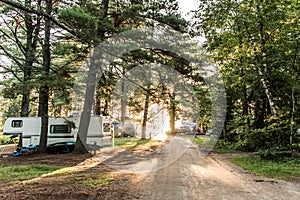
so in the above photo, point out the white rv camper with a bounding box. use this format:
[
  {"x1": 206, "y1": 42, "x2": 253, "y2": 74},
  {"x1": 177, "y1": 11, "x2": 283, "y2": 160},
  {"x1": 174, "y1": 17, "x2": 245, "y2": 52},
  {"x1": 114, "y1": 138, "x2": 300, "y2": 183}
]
[
  {"x1": 70, "y1": 115, "x2": 112, "y2": 147},
  {"x1": 3, "y1": 116, "x2": 112, "y2": 148}
]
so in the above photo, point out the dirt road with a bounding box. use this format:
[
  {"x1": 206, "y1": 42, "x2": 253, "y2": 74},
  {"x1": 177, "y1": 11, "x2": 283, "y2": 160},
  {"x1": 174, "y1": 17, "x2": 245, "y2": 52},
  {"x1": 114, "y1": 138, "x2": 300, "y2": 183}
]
[
  {"x1": 132, "y1": 137, "x2": 300, "y2": 200},
  {"x1": 1, "y1": 137, "x2": 299, "y2": 200}
]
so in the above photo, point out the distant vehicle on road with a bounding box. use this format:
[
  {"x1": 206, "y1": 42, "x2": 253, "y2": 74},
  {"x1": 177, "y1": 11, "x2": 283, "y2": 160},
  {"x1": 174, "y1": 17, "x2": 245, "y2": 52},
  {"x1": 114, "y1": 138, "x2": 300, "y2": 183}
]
[
  {"x1": 175, "y1": 125, "x2": 190, "y2": 134},
  {"x1": 113, "y1": 122, "x2": 122, "y2": 137},
  {"x1": 176, "y1": 122, "x2": 198, "y2": 135},
  {"x1": 183, "y1": 122, "x2": 198, "y2": 134},
  {"x1": 122, "y1": 123, "x2": 135, "y2": 137},
  {"x1": 112, "y1": 122, "x2": 135, "y2": 137}
]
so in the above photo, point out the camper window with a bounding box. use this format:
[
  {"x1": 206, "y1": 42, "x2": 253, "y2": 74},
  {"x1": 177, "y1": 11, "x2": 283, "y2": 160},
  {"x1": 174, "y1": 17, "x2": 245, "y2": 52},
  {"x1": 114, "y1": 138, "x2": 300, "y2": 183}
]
[
  {"x1": 12, "y1": 120, "x2": 23, "y2": 128},
  {"x1": 103, "y1": 123, "x2": 111, "y2": 132},
  {"x1": 50, "y1": 125, "x2": 71, "y2": 134}
]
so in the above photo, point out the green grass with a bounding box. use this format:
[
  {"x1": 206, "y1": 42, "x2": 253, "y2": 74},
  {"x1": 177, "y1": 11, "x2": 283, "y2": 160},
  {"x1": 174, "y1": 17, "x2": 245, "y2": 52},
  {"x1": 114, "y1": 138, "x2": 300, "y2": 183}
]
[
  {"x1": 192, "y1": 137, "x2": 204, "y2": 145},
  {"x1": 230, "y1": 156, "x2": 300, "y2": 180},
  {"x1": 0, "y1": 165, "x2": 62, "y2": 183},
  {"x1": 81, "y1": 173, "x2": 115, "y2": 188},
  {"x1": 114, "y1": 137, "x2": 159, "y2": 148},
  {"x1": 214, "y1": 148, "x2": 241, "y2": 153}
]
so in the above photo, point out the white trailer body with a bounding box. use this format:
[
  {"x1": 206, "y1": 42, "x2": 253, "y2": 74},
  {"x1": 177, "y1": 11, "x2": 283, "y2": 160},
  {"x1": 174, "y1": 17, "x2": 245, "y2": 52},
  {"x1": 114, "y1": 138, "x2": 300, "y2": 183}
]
[
  {"x1": 3, "y1": 117, "x2": 76, "y2": 147},
  {"x1": 70, "y1": 116, "x2": 112, "y2": 147},
  {"x1": 3, "y1": 116, "x2": 112, "y2": 148},
  {"x1": 2, "y1": 117, "x2": 25, "y2": 136}
]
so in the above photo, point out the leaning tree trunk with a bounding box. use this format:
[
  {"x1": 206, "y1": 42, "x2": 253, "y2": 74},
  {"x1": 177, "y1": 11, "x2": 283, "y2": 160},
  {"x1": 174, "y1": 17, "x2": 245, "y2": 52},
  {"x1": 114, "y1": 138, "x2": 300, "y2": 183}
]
[
  {"x1": 74, "y1": 0, "x2": 109, "y2": 153},
  {"x1": 73, "y1": 57, "x2": 97, "y2": 153}
]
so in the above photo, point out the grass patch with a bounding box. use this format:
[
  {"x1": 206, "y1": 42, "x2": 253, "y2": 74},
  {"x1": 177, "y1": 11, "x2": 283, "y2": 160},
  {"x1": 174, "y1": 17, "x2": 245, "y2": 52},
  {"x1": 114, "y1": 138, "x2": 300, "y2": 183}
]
[
  {"x1": 44, "y1": 166, "x2": 82, "y2": 177},
  {"x1": 230, "y1": 156, "x2": 300, "y2": 180},
  {"x1": 192, "y1": 137, "x2": 204, "y2": 145},
  {"x1": 213, "y1": 139, "x2": 242, "y2": 153},
  {"x1": 214, "y1": 148, "x2": 241, "y2": 153},
  {"x1": 0, "y1": 165, "x2": 62, "y2": 183},
  {"x1": 114, "y1": 137, "x2": 159, "y2": 148},
  {"x1": 81, "y1": 173, "x2": 115, "y2": 188}
]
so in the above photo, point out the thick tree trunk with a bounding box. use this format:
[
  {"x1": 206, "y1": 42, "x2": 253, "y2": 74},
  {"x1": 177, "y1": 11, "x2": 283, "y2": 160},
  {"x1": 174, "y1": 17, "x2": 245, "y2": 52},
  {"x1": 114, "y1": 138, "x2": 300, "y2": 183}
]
[
  {"x1": 21, "y1": 92, "x2": 30, "y2": 117},
  {"x1": 74, "y1": 131, "x2": 88, "y2": 154},
  {"x1": 74, "y1": 0, "x2": 109, "y2": 153},
  {"x1": 75, "y1": 51, "x2": 98, "y2": 152},
  {"x1": 38, "y1": 0, "x2": 52, "y2": 153}
]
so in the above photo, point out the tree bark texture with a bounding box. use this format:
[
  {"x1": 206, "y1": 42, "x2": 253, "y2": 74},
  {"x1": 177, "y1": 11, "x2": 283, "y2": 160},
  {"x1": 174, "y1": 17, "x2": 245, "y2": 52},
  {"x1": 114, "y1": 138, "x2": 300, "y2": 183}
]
[
  {"x1": 141, "y1": 84, "x2": 151, "y2": 139},
  {"x1": 38, "y1": 0, "x2": 52, "y2": 152}
]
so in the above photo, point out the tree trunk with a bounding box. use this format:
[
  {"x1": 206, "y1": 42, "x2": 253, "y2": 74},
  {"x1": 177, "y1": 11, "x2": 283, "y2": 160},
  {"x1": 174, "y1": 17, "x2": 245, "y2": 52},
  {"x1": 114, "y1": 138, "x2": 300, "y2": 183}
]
[
  {"x1": 254, "y1": 96, "x2": 265, "y2": 128},
  {"x1": 121, "y1": 68, "x2": 126, "y2": 137},
  {"x1": 21, "y1": 92, "x2": 30, "y2": 117},
  {"x1": 73, "y1": 133, "x2": 88, "y2": 154},
  {"x1": 75, "y1": 52, "x2": 98, "y2": 152},
  {"x1": 103, "y1": 98, "x2": 109, "y2": 116},
  {"x1": 21, "y1": 0, "x2": 41, "y2": 117},
  {"x1": 241, "y1": 1, "x2": 277, "y2": 117},
  {"x1": 256, "y1": 0, "x2": 276, "y2": 116},
  {"x1": 169, "y1": 92, "x2": 176, "y2": 134},
  {"x1": 95, "y1": 91, "x2": 101, "y2": 116},
  {"x1": 74, "y1": 0, "x2": 109, "y2": 153},
  {"x1": 257, "y1": 68, "x2": 276, "y2": 116},
  {"x1": 38, "y1": 0, "x2": 52, "y2": 153},
  {"x1": 290, "y1": 86, "x2": 295, "y2": 148},
  {"x1": 241, "y1": 69, "x2": 249, "y2": 117},
  {"x1": 141, "y1": 84, "x2": 151, "y2": 139}
]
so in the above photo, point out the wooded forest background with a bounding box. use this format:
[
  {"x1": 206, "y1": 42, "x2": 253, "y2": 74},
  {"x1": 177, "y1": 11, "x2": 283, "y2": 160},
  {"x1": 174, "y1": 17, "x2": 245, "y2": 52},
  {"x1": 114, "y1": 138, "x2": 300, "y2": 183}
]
[{"x1": 0, "y1": 0, "x2": 299, "y2": 153}]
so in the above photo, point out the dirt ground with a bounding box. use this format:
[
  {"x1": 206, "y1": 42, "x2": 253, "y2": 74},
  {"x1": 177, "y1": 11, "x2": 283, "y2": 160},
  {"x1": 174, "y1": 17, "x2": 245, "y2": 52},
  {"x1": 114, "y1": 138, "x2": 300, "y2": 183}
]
[{"x1": 0, "y1": 137, "x2": 300, "y2": 200}]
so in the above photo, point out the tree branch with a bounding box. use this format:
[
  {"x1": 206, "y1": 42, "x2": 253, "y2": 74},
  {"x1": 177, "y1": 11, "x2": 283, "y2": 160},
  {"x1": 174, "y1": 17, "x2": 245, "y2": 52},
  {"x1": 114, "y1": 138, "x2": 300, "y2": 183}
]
[{"x1": 0, "y1": 0, "x2": 77, "y2": 37}]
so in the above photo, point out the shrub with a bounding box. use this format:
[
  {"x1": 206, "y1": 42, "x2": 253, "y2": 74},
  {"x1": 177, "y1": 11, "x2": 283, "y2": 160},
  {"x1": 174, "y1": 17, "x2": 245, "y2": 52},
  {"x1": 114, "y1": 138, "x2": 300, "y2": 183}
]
[
  {"x1": 226, "y1": 115, "x2": 293, "y2": 152},
  {"x1": 0, "y1": 135, "x2": 15, "y2": 145}
]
